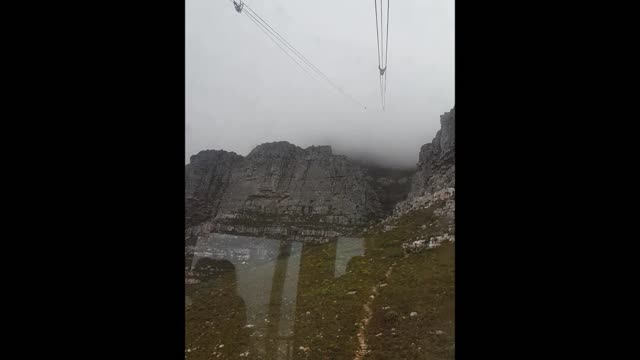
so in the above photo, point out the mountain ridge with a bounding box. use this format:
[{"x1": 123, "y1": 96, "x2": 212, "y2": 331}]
[{"x1": 185, "y1": 107, "x2": 454, "y2": 244}]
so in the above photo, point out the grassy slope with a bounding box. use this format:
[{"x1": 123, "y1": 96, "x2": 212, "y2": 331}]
[
  {"x1": 364, "y1": 242, "x2": 454, "y2": 360},
  {"x1": 185, "y1": 204, "x2": 454, "y2": 360},
  {"x1": 361, "y1": 205, "x2": 454, "y2": 360}
]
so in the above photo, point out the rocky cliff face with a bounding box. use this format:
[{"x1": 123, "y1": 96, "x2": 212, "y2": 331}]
[
  {"x1": 186, "y1": 108, "x2": 454, "y2": 244},
  {"x1": 378, "y1": 107, "x2": 455, "y2": 253},
  {"x1": 185, "y1": 150, "x2": 245, "y2": 229},
  {"x1": 408, "y1": 107, "x2": 455, "y2": 197},
  {"x1": 186, "y1": 142, "x2": 382, "y2": 244}
]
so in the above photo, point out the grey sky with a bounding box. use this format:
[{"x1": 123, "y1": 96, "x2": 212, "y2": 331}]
[{"x1": 186, "y1": 0, "x2": 454, "y2": 168}]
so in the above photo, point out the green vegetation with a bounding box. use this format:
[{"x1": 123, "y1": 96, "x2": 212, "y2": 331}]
[
  {"x1": 186, "y1": 204, "x2": 454, "y2": 360},
  {"x1": 186, "y1": 275, "x2": 251, "y2": 359},
  {"x1": 364, "y1": 242, "x2": 454, "y2": 360}
]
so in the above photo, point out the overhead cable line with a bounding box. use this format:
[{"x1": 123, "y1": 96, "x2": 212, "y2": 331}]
[
  {"x1": 229, "y1": 0, "x2": 367, "y2": 109},
  {"x1": 373, "y1": 0, "x2": 390, "y2": 111},
  {"x1": 243, "y1": 10, "x2": 317, "y2": 81}
]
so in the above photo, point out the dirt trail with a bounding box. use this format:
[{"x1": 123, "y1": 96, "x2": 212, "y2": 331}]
[{"x1": 354, "y1": 263, "x2": 395, "y2": 360}]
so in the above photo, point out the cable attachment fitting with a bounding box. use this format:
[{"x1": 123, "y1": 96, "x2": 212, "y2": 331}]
[{"x1": 233, "y1": 1, "x2": 244, "y2": 13}]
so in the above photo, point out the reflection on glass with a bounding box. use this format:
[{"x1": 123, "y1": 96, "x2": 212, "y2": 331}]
[
  {"x1": 187, "y1": 233, "x2": 364, "y2": 359},
  {"x1": 334, "y1": 237, "x2": 365, "y2": 278}
]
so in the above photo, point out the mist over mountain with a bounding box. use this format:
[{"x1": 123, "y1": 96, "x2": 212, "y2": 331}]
[
  {"x1": 186, "y1": 128, "x2": 433, "y2": 170},
  {"x1": 185, "y1": 107, "x2": 454, "y2": 244}
]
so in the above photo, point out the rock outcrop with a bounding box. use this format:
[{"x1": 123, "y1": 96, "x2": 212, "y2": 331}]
[
  {"x1": 185, "y1": 149, "x2": 244, "y2": 229},
  {"x1": 375, "y1": 107, "x2": 456, "y2": 253},
  {"x1": 408, "y1": 107, "x2": 455, "y2": 197},
  {"x1": 186, "y1": 142, "x2": 382, "y2": 244}
]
